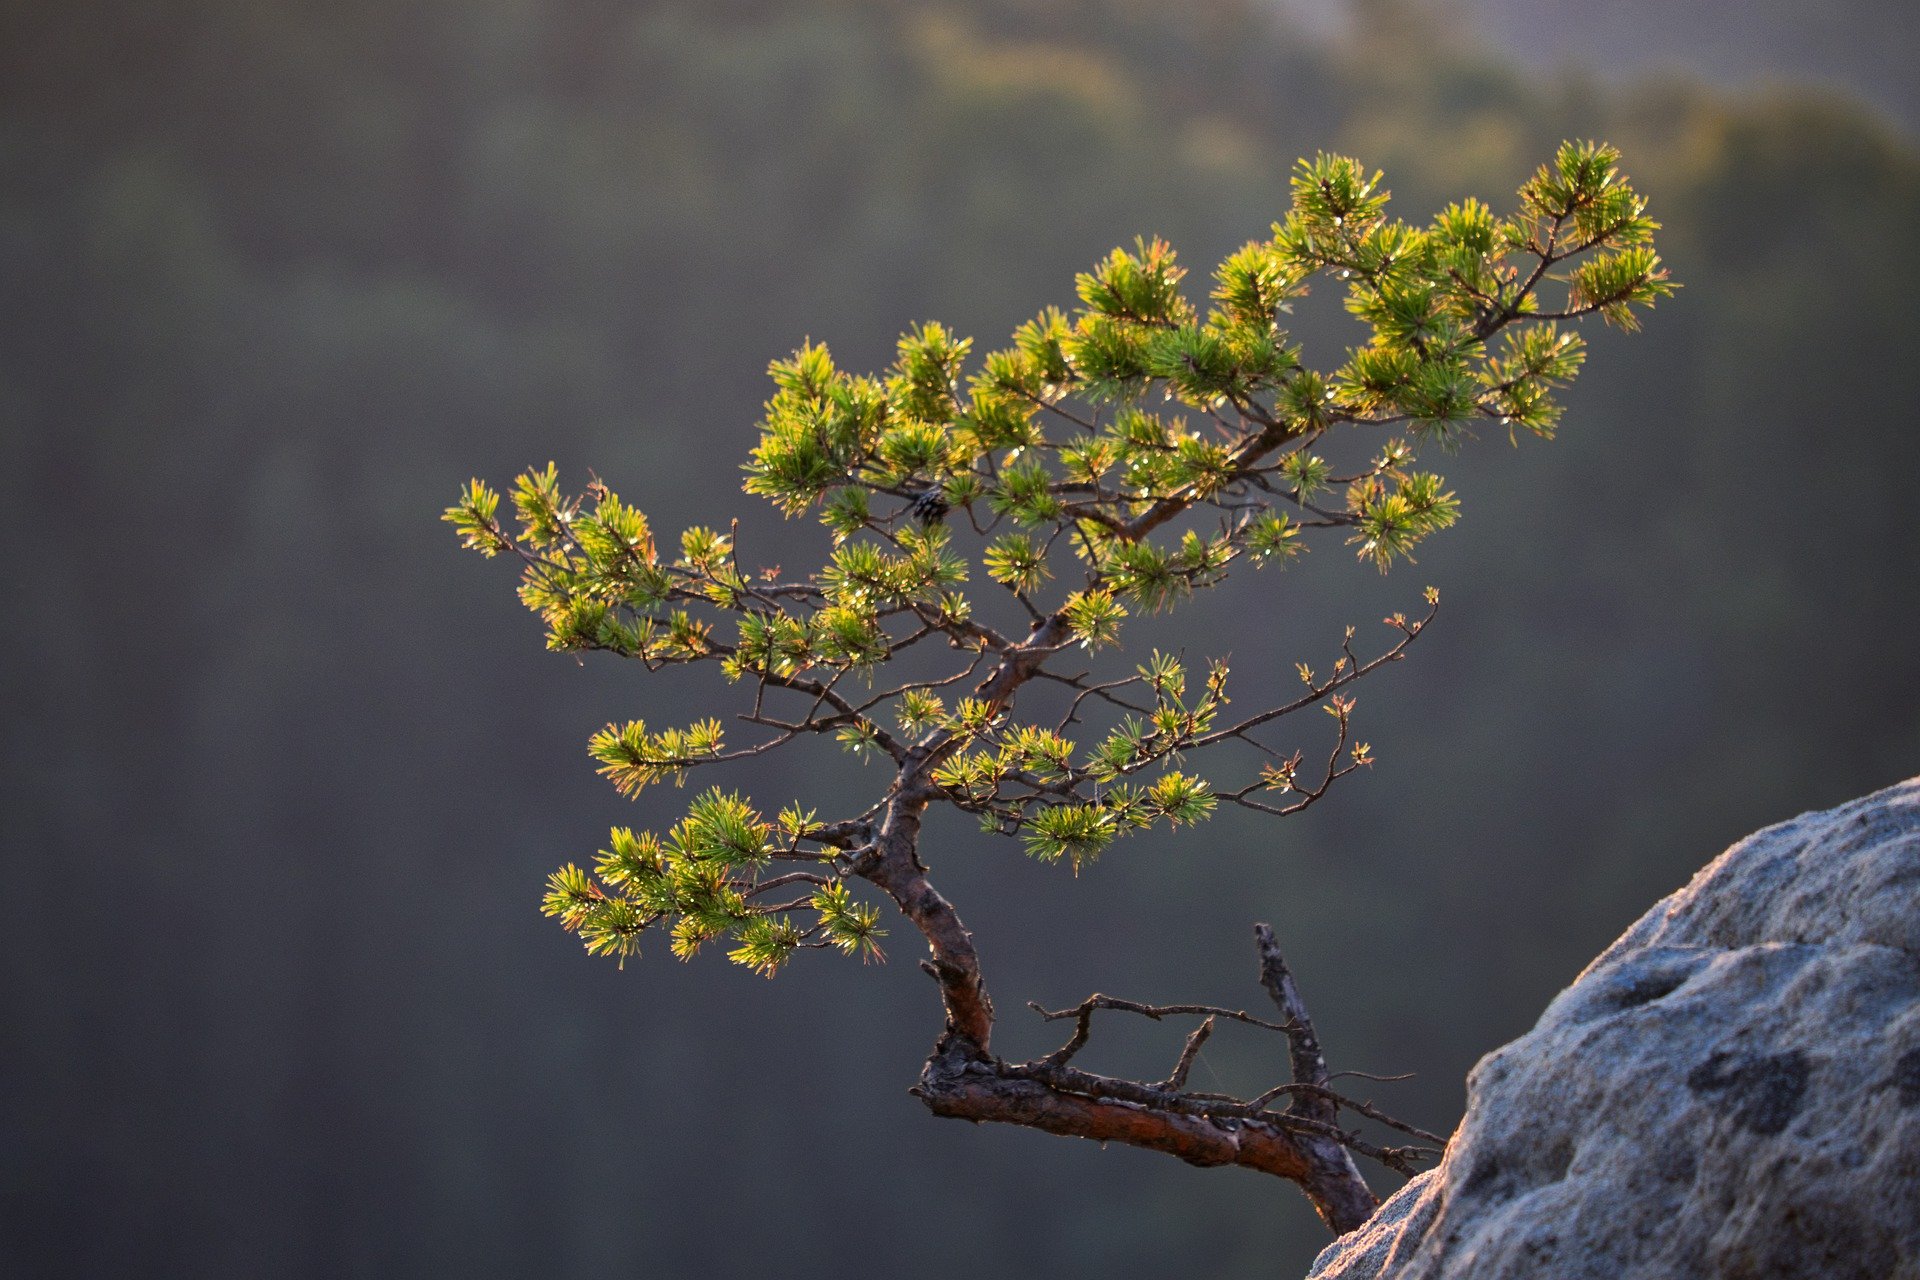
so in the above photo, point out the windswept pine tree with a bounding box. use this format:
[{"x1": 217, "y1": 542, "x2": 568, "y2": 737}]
[{"x1": 448, "y1": 142, "x2": 1670, "y2": 1233}]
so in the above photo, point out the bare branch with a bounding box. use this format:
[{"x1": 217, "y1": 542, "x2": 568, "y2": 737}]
[
  {"x1": 1159, "y1": 1017, "x2": 1214, "y2": 1091},
  {"x1": 1029, "y1": 993, "x2": 1293, "y2": 1035},
  {"x1": 1189, "y1": 600, "x2": 1434, "y2": 750}
]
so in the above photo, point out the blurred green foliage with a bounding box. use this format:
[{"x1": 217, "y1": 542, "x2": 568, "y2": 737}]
[{"x1": 3, "y1": 1, "x2": 1916, "y2": 1277}]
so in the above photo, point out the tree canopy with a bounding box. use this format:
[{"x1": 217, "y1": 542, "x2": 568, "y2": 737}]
[{"x1": 450, "y1": 141, "x2": 1668, "y2": 1230}]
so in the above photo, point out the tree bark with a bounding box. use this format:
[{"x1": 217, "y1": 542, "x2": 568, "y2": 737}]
[
  {"x1": 859, "y1": 612, "x2": 1391, "y2": 1237},
  {"x1": 1253, "y1": 923, "x2": 1379, "y2": 1233},
  {"x1": 893, "y1": 906, "x2": 1384, "y2": 1235}
]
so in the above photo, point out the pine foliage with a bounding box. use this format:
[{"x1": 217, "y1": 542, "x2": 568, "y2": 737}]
[{"x1": 451, "y1": 142, "x2": 1668, "y2": 971}]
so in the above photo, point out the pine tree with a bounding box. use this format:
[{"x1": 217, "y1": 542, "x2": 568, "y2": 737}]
[{"x1": 447, "y1": 142, "x2": 1670, "y2": 1234}]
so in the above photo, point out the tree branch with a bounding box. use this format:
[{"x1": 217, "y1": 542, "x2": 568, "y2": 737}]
[
  {"x1": 1254, "y1": 922, "x2": 1378, "y2": 1231},
  {"x1": 900, "y1": 917, "x2": 1439, "y2": 1235}
]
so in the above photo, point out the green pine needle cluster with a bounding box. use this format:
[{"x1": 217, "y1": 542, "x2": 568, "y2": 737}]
[
  {"x1": 451, "y1": 141, "x2": 1669, "y2": 975},
  {"x1": 540, "y1": 790, "x2": 885, "y2": 975}
]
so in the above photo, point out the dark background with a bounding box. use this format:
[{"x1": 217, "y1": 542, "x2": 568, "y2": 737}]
[{"x1": 3, "y1": 1, "x2": 1916, "y2": 1276}]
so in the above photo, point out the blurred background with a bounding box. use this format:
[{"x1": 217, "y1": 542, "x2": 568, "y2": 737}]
[{"x1": 3, "y1": 0, "x2": 1916, "y2": 1275}]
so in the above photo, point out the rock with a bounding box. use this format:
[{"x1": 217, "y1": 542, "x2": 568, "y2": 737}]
[{"x1": 1308, "y1": 778, "x2": 1920, "y2": 1280}]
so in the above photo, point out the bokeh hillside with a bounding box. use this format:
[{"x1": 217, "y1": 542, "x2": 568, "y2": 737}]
[{"x1": 3, "y1": 1, "x2": 1915, "y2": 1276}]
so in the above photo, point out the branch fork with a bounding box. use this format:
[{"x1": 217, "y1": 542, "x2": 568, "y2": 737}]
[{"x1": 907, "y1": 921, "x2": 1441, "y2": 1235}]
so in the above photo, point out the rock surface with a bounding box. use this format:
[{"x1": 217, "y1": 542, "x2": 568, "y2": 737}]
[{"x1": 1308, "y1": 778, "x2": 1920, "y2": 1280}]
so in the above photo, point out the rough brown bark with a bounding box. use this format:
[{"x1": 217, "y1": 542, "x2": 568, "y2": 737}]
[
  {"x1": 881, "y1": 883, "x2": 1387, "y2": 1234},
  {"x1": 1254, "y1": 923, "x2": 1379, "y2": 1233},
  {"x1": 916, "y1": 1040, "x2": 1319, "y2": 1181},
  {"x1": 848, "y1": 610, "x2": 1408, "y2": 1238},
  {"x1": 861, "y1": 794, "x2": 996, "y2": 1051}
]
